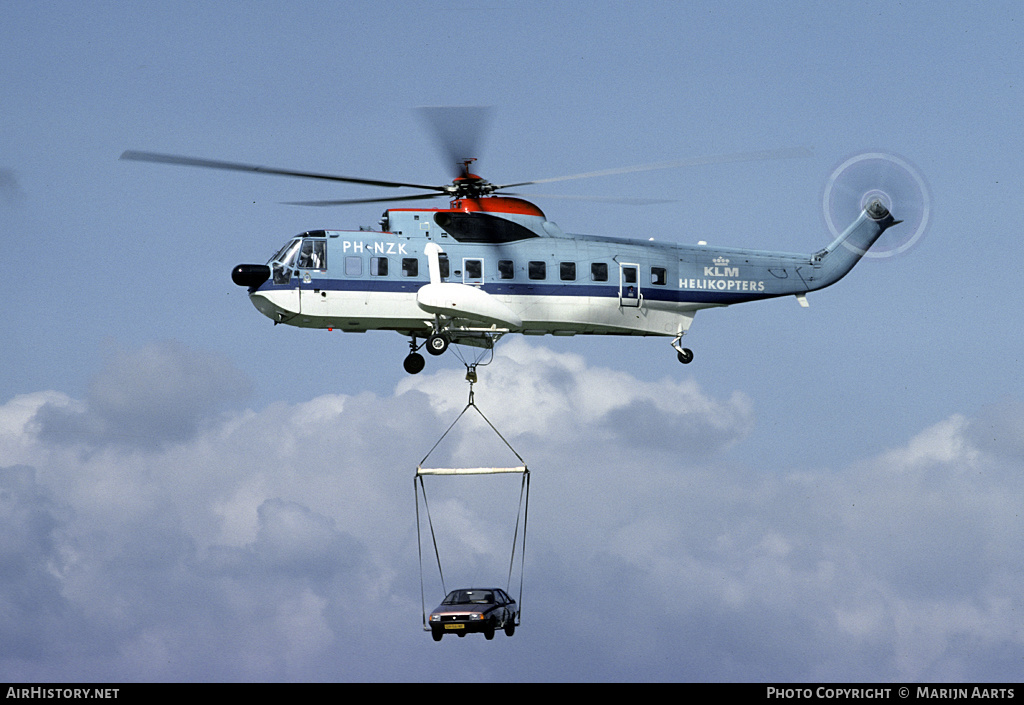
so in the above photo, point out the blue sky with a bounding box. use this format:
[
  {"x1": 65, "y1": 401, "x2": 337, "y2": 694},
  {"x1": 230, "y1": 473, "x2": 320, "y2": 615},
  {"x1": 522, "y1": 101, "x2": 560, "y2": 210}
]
[{"x1": 2, "y1": 0, "x2": 1023, "y2": 682}]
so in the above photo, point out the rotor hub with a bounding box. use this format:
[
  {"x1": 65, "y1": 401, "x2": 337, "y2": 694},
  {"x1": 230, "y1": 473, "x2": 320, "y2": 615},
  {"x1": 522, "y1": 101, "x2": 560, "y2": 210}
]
[{"x1": 448, "y1": 172, "x2": 498, "y2": 200}]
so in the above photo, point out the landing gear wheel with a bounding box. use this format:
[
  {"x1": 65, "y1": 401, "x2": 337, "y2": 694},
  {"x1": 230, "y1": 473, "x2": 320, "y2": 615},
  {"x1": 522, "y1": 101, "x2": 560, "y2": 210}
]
[
  {"x1": 404, "y1": 352, "x2": 425, "y2": 374},
  {"x1": 677, "y1": 348, "x2": 694, "y2": 364},
  {"x1": 426, "y1": 333, "x2": 449, "y2": 356}
]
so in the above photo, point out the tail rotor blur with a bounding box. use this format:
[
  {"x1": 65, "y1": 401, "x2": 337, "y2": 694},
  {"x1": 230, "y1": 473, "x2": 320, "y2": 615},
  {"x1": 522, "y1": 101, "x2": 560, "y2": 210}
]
[{"x1": 822, "y1": 152, "x2": 930, "y2": 258}]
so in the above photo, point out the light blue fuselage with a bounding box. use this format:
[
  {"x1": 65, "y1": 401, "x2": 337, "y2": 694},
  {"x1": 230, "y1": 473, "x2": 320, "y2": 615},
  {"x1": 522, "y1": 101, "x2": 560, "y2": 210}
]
[{"x1": 246, "y1": 198, "x2": 895, "y2": 344}]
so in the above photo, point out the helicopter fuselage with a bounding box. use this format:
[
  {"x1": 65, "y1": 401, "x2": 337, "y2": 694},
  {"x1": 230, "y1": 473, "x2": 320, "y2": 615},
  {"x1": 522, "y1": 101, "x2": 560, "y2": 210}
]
[{"x1": 234, "y1": 196, "x2": 897, "y2": 361}]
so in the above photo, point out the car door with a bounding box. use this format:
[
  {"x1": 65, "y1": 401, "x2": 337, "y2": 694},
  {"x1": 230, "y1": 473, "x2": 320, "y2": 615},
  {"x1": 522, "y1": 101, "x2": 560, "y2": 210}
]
[{"x1": 497, "y1": 589, "x2": 513, "y2": 623}]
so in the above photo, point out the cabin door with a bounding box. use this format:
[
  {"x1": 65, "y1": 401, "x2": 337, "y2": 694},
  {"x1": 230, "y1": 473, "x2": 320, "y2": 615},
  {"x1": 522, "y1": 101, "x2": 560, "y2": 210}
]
[{"x1": 619, "y1": 263, "x2": 641, "y2": 307}]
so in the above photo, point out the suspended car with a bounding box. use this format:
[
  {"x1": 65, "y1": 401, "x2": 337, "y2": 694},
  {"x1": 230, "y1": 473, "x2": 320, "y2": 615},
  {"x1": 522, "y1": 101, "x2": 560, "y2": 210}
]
[
  {"x1": 428, "y1": 588, "x2": 518, "y2": 641},
  {"x1": 415, "y1": 376, "x2": 529, "y2": 640}
]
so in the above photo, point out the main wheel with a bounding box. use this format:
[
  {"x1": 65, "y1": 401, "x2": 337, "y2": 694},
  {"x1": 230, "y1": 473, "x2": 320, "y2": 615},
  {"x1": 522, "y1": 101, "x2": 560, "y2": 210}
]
[
  {"x1": 426, "y1": 334, "x2": 449, "y2": 356},
  {"x1": 677, "y1": 348, "x2": 694, "y2": 364},
  {"x1": 403, "y1": 352, "x2": 425, "y2": 374}
]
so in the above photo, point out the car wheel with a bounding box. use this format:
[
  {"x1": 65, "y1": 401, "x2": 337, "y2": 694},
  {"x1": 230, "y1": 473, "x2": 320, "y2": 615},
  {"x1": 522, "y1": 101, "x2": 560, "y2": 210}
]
[
  {"x1": 484, "y1": 626, "x2": 495, "y2": 640},
  {"x1": 504, "y1": 622, "x2": 515, "y2": 637},
  {"x1": 431, "y1": 629, "x2": 442, "y2": 642}
]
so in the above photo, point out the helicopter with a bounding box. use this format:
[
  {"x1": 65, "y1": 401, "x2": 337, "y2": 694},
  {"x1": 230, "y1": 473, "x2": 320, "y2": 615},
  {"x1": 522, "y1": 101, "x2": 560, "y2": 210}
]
[{"x1": 121, "y1": 112, "x2": 916, "y2": 375}]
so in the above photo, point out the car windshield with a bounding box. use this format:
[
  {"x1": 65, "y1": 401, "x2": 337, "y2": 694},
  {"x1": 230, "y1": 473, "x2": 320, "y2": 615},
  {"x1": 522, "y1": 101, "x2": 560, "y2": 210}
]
[{"x1": 443, "y1": 590, "x2": 494, "y2": 605}]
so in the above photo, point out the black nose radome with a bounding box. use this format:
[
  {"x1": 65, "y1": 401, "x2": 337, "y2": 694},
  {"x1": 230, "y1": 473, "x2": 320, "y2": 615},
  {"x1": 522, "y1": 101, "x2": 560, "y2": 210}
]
[{"x1": 232, "y1": 264, "x2": 271, "y2": 288}]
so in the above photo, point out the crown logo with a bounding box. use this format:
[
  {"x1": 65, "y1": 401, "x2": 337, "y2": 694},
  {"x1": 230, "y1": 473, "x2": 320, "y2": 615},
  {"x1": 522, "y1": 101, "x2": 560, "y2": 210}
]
[{"x1": 713, "y1": 256, "x2": 730, "y2": 267}]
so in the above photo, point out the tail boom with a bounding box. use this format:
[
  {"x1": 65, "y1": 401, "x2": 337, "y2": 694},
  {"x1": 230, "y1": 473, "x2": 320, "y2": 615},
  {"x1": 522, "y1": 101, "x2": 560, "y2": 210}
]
[{"x1": 800, "y1": 200, "x2": 899, "y2": 291}]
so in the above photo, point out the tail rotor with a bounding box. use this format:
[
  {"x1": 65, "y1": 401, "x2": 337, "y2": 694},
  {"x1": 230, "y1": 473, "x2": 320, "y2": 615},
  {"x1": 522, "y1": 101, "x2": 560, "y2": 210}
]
[{"x1": 822, "y1": 152, "x2": 930, "y2": 258}]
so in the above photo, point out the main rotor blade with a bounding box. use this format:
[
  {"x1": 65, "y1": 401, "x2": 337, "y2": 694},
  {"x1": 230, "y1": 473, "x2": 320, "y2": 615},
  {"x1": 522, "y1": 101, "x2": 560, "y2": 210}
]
[
  {"x1": 120, "y1": 150, "x2": 446, "y2": 192},
  {"x1": 417, "y1": 106, "x2": 492, "y2": 177},
  {"x1": 497, "y1": 147, "x2": 813, "y2": 189},
  {"x1": 502, "y1": 192, "x2": 674, "y2": 206},
  {"x1": 283, "y1": 193, "x2": 445, "y2": 206}
]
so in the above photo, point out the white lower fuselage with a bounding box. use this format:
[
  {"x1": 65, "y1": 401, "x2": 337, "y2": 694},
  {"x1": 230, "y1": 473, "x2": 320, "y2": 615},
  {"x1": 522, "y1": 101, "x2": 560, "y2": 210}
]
[{"x1": 251, "y1": 286, "x2": 700, "y2": 338}]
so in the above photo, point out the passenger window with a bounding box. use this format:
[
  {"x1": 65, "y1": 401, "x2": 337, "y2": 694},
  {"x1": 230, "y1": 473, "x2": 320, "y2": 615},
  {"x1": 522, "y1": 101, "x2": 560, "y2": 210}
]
[
  {"x1": 528, "y1": 261, "x2": 546, "y2": 280},
  {"x1": 651, "y1": 266, "x2": 666, "y2": 285},
  {"x1": 560, "y1": 262, "x2": 576, "y2": 281},
  {"x1": 345, "y1": 256, "x2": 362, "y2": 276},
  {"x1": 591, "y1": 262, "x2": 608, "y2": 282},
  {"x1": 465, "y1": 259, "x2": 483, "y2": 279},
  {"x1": 498, "y1": 260, "x2": 515, "y2": 279},
  {"x1": 370, "y1": 257, "x2": 388, "y2": 276},
  {"x1": 402, "y1": 258, "x2": 418, "y2": 277}
]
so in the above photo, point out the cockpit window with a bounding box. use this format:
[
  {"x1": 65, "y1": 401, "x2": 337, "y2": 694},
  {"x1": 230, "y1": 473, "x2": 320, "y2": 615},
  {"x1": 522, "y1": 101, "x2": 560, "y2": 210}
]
[
  {"x1": 297, "y1": 239, "x2": 326, "y2": 270},
  {"x1": 270, "y1": 239, "x2": 302, "y2": 285},
  {"x1": 271, "y1": 239, "x2": 301, "y2": 267}
]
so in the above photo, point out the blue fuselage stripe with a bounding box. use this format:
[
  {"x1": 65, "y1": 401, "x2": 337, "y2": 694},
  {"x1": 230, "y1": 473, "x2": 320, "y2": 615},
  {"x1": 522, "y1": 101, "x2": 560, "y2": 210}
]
[{"x1": 257, "y1": 278, "x2": 773, "y2": 305}]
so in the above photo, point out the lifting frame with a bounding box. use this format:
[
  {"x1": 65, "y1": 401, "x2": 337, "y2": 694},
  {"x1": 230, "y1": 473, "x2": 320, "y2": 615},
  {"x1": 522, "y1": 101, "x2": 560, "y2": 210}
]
[{"x1": 415, "y1": 372, "x2": 530, "y2": 631}]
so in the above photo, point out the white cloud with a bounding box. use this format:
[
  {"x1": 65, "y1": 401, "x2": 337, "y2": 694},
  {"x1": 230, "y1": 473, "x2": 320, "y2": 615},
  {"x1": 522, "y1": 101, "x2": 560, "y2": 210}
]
[
  {"x1": 1, "y1": 341, "x2": 1023, "y2": 681},
  {"x1": 398, "y1": 338, "x2": 755, "y2": 463},
  {"x1": 876, "y1": 414, "x2": 980, "y2": 472},
  {"x1": 0, "y1": 391, "x2": 73, "y2": 465},
  {"x1": 33, "y1": 341, "x2": 251, "y2": 449}
]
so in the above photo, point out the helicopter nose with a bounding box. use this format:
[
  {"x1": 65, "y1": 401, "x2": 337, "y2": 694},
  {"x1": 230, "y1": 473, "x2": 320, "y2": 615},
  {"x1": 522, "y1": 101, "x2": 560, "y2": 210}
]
[{"x1": 232, "y1": 264, "x2": 271, "y2": 288}]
